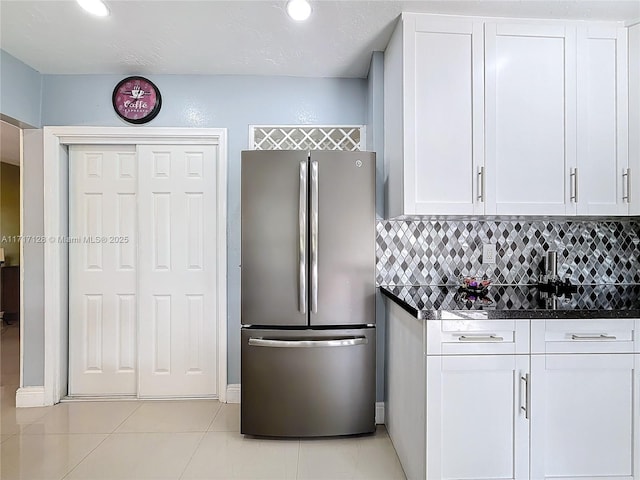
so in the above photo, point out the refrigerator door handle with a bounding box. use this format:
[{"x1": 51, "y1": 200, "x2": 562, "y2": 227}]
[
  {"x1": 248, "y1": 336, "x2": 368, "y2": 348},
  {"x1": 299, "y1": 161, "x2": 307, "y2": 314},
  {"x1": 311, "y1": 160, "x2": 319, "y2": 313}
]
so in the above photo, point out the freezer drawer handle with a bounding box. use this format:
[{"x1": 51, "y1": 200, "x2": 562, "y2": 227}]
[{"x1": 248, "y1": 336, "x2": 368, "y2": 348}]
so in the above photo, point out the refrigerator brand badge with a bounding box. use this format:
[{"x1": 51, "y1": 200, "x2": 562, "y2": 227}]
[{"x1": 356, "y1": 160, "x2": 363, "y2": 168}]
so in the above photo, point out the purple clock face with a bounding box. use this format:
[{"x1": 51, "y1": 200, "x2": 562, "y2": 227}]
[{"x1": 112, "y1": 77, "x2": 161, "y2": 124}]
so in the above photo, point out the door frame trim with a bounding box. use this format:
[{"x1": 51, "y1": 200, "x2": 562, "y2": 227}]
[{"x1": 42, "y1": 126, "x2": 228, "y2": 405}]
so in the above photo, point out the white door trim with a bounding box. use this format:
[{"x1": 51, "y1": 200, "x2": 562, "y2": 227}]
[{"x1": 43, "y1": 126, "x2": 228, "y2": 406}]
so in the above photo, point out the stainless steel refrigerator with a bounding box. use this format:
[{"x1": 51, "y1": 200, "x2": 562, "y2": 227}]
[{"x1": 240, "y1": 150, "x2": 376, "y2": 437}]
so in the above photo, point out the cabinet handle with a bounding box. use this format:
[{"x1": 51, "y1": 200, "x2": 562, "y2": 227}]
[
  {"x1": 570, "y1": 168, "x2": 578, "y2": 202},
  {"x1": 457, "y1": 334, "x2": 504, "y2": 342},
  {"x1": 520, "y1": 374, "x2": 530, "y2": 420},
  {"x1": 477, "y1": 166, "x2": 485, "y2": 202},
  {"x1": 570, "y1": 334, "x2": 617, "y2": 341},
  {"x1": 622, "y1": 168, "x2": 631, "y2": 203}
]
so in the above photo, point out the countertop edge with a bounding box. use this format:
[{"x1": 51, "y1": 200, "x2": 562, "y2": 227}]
[
  {"x1": 379, "y1": 285, "x2": 640, "y2": 320},
  {"x1": 380, "y1": 286, "x2": 425, "y2": 318}
]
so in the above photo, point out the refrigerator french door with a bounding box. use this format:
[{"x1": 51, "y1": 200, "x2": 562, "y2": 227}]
[{"x1": 241, "y1": 150, "x2": 376, "y2": 437}]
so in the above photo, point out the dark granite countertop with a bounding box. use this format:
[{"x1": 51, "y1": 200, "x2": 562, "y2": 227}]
[{"x1": 380, "y1": 284, "x2": 640, "y2": 320}]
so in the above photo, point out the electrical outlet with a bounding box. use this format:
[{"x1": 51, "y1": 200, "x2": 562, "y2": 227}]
[{"x1": 482, "y1": 243, "x2": 496, "y2": 264}]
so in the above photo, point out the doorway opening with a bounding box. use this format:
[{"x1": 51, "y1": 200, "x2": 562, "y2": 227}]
[{"x1": 1, "y1": 120, "x2": 23, "y2": 396}]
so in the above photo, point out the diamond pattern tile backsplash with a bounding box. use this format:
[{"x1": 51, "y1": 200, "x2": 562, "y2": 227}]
[{"x1": 376, "y1": 218, "x2": 640, "y2": 285}]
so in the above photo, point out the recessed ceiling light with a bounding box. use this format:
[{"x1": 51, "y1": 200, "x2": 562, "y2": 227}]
[
  {"x1": 77, "y1": 0, "x2": 110, "y2": 17},
  {"x1": 286, "y1": 0, "x2": 311, "y2": 21}
]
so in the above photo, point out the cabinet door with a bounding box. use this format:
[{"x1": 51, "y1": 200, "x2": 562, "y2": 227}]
[
  {"x1": 531, "y1": 354, "x2": 639, "y2": 479},
  {"x1": 405, "y1": 16, "x2": 484, "y2": 215},
  {"x1": 576, "y1": 26, "x2": 629, "y2": 215},
  {"x1": 629, "y1": 23, "x2": 640, "y2": 215},
  {"x1": 485, "y1": 23, "x2": 576, "y2": 215},
  {"x1": 426, "y1": 355, "x2": 529, "y2": 479}
]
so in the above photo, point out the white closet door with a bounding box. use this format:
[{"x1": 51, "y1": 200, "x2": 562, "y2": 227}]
[
  {"x1": 137, "y1": 145, "x2": 218, "y2": 397},
  {"x1": 69, "y1": 145, "x2": 138, "y2": 396}
]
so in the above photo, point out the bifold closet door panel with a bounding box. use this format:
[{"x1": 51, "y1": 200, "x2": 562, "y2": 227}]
[
  {"x1": 68, "y1": 145, "x2": 138, "y2": 396},
  {"x1": 137, "y1": 145, "x2": 218, "y2": 398}
]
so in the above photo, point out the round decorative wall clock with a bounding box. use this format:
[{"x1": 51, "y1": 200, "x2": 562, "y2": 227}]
[{"x1": 112, "y1": 76, "x2": 162, "y2": 124}]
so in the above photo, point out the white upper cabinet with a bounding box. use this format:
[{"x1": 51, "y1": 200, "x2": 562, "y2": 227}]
[
  {"x1": 384, "y1": 14, "x2": 634, "y2": 217},
  {"x1": 629, "y1": 23, "x2": 640, "y2": 215},
  {"x1": 576, "y1": 25, "x2": 629, "y2": 215},
  {"x1": 384, "y1": 15, "x2": 484, "y2": 216},
  {"x1": 485, "y1": 23, "x2": 576, "y2": 215}
]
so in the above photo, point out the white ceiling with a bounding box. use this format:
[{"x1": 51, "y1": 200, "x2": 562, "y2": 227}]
[{"x1": 1, "y1": 1, "x2": 638, "y2": 79}]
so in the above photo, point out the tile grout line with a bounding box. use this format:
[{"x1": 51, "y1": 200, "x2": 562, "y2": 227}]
[
  {"x1": 204, "y1": 400, "x2": 224, "y2": 432},
  {"x1": 178, "y1": 400, "x2": 223, "y2": 480},
  {"x1": 58, "y1": 401, "x2": 144, "y2": 480},
  {"x1": 109, "y1": 399, "x2": 146, "y2": 434},
  {"x1": 59, "y1": 432, "x2": 111, "y2": 480},
  {"x1": 295, "y1": 436, "x2": 301, "y2": 480},
  {"x1": 176, "y1": 430, "x2": 208, "y2": 480},
  {"x1": 0, "y1": 432, "x2": 17, "y2": 444}
]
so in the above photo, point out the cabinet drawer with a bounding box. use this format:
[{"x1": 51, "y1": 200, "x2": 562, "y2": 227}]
[
  {"x1": 531, "y1": 319, "x2": 639, "y2": 354},
  {"x1": 426, "y1": 318, "x2": 530, "y2": 355}
]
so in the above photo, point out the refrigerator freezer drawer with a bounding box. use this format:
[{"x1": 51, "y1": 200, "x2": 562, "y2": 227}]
[{"x1": 241, "y1": 327, "x2": 376, "y2": 437}]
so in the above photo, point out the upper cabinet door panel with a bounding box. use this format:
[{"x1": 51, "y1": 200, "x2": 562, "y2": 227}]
[
  {"x1": 577, "y1": 26, "x2": 629, "y2": 215},
  {"x1": 485, "y1": 23, "x2": 576, "y2": 216},
  {"x1": 630, "y1": 24, "x2": 640, "y2": 216},
  {"x1": 400, "y1": 16, "x2": 484, "y2": 216}
]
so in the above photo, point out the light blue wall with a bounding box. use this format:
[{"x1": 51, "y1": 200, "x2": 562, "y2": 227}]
[
  {"x1": 0, "y1": 50, "x2": 42, "y2": 127},
  {"x1": 0, "y1": 57, "x2": 385, "y2": 394},
  {"x1": 42, "y1": 73, "x2": 368, "y2": 387},
  {"x1": 0, "y1": 50, "x2": 45, "y2": 385}
]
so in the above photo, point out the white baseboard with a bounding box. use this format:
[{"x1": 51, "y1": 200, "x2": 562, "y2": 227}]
[
  {"x1": 16, "y1": 384, "x2": 375, "y2": 416},
  {"x1": 226, "y1": 384, "x2": 241, "y2": 404},
  {"x1": 376, "y1": 402, "x2": 385, "y2": 424},
  {"x1": 16, "y1": 386, "x2": 46, "y2": 408}
]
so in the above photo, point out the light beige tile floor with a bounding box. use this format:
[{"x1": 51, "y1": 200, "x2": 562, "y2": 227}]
[{"x1": 0, "y1": 323, "x2": 406, "y2": 480}]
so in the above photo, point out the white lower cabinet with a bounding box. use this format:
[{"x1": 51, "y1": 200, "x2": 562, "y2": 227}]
[
  {"x1": 426, "y1": 354, "x2": 529, "y2": 479},
  {"x1": 386, "y1": 302, "x2": 427, "y2": 480},
  {"x1": 530, "y1": 353, "x2": 640, "y2": 480},
  {"x1": 385, "y1": 302, "x2": 640, "y2": 480}
]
